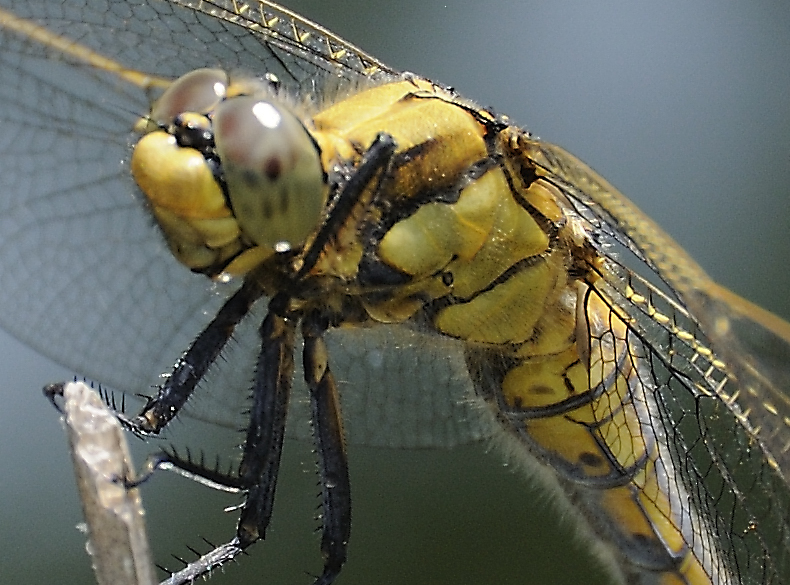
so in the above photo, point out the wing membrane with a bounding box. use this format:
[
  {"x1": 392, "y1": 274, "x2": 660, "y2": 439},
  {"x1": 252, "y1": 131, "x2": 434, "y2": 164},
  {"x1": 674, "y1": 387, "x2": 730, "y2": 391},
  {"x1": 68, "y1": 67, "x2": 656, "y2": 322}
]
[
  {"x1": 0, "y1": 0, "x2": 488, "y2": 448},
  {"x1": 527, "y1": 138, "x2": 790, "y2": 583},
  {"x1": 527, "y1": 139, "x2": 790, "y2": 476},
  {"x1": 169, "y1": 0, "x2": 397, "y2": 84}
]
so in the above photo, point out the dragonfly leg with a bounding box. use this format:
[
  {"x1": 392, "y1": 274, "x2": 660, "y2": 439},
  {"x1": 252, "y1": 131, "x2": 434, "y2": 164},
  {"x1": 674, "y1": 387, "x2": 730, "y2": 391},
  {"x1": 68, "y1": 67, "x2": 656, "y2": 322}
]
[
  {"x1": 142, "y1": 297, "x2": 295, "y2": 585},
  {"x1": 295, "y1": 132, "x2": 396, "y2": 279},
  {"x1": 171, "y1": 297, "x2": 351, "y2": 585},
  {"x1": 302, "y1": 310, "x2": 351, "y2": 585},
  {"x1": 130, "y1": 279, "x2": 265, "y2": 435},
  {"x1": 234, "y1": 294, "x2": 295, "y2": 547}
]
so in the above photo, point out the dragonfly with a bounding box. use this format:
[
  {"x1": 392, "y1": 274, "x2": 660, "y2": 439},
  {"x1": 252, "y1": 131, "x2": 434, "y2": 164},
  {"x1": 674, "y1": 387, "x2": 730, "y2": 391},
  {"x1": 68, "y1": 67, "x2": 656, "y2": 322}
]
[{"x1": 0, "y1": 1, "x2": 789, "y2": 584}]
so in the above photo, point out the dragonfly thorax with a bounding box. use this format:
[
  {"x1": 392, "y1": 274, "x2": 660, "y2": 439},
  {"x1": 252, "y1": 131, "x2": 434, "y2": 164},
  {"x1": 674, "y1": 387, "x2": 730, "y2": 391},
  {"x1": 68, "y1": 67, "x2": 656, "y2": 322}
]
[{"x1": 131, "y1": 68, "x2": 328, "y2": 278}]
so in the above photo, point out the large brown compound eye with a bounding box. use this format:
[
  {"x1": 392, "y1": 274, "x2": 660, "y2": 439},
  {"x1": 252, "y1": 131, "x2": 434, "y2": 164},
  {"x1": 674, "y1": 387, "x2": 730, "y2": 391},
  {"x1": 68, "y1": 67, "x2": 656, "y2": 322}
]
[
  {"x1": 212, "y1": 96, "x2": 326, "y2": 252},
  {"x1": 151, "y1": 68, "x2": 229, "y2": 126}
]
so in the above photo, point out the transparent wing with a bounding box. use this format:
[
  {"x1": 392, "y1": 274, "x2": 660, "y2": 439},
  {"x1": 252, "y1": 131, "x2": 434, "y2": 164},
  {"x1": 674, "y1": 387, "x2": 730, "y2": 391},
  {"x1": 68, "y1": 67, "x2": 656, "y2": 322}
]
[
  {"x1": 684, "y1": 283, "x2": 790, "y2": 473},
  {"x1": 193, "y1": 314, "x2": 493, "y2": 447},
  {"x1": 525, "y1": 138, "x2": 790, "y2": 583},
  {"x1": 0, "y1": 0, "x2": 490, "y2": 448},
  {"x1": 524, "y1": 138, "x2": 790, "y2": 476}
]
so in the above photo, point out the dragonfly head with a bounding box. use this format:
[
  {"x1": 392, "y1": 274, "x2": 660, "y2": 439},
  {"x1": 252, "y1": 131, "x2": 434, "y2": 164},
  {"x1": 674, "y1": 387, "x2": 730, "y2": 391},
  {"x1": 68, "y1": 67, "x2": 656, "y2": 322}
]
[{"x1": 131, "y1": 68, "x2": 327, "y2": 278}]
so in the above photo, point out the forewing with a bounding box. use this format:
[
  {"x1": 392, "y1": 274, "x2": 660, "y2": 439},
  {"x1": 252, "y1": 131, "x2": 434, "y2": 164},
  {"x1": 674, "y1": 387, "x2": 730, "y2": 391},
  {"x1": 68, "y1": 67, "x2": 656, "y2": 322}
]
[{"x1": 0, "y1": 0, "x2": 488, "y2": 449}]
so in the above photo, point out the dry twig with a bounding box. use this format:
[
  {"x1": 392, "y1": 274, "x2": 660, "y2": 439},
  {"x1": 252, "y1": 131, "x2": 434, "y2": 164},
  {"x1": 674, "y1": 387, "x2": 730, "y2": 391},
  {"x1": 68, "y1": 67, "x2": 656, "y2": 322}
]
[{"x1": 57, "y1": 381, "x2": 157, "y2": 585}]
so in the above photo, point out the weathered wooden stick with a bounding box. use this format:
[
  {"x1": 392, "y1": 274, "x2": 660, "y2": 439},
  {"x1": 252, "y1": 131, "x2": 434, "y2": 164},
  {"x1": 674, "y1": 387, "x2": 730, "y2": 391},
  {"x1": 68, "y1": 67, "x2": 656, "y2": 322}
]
[{"x1": 58, "y1": 381, "x2": 156, "y2": 585}]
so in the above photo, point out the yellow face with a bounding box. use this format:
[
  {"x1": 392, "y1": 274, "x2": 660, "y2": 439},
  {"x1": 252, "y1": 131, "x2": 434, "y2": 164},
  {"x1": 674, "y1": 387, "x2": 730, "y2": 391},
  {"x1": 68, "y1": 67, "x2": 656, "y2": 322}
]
[{"x1": 132, "y1": 68, "x2": 327, "y2": 277}]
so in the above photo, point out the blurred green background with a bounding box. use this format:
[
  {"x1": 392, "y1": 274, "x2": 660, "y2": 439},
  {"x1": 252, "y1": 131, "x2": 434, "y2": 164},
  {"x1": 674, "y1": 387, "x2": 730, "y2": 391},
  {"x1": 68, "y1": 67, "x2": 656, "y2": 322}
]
[{"x1": 1, "y1": 1, "x2": 789, "y2": 584}]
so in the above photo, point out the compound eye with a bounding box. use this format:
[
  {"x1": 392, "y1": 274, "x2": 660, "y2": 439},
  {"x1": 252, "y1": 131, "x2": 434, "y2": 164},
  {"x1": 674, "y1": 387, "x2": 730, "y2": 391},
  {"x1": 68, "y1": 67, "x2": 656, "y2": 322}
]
[
  {"x1": 151, "y1": 68, "x2": 228, "y2": 125},
  {"x1": 213, "y1": 96, "x2": 326, "y2": 251}
]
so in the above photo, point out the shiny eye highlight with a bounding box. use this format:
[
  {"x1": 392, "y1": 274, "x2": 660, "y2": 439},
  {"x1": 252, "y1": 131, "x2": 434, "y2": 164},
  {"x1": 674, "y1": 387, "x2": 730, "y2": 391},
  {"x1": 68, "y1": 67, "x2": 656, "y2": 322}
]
[
  {"x1": 150, "y1": 68, "x2": 228, "y2": 125},
  {"x1": 213, "y1": 96, "x2": 326, "y2": 252}
]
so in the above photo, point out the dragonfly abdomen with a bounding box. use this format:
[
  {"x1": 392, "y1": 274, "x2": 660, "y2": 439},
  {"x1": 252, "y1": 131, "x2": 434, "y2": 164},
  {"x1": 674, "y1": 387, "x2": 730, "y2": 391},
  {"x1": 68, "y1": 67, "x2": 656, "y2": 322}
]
[{"x1": 473, "y1": 287, "x2": 726, "y2": 585}]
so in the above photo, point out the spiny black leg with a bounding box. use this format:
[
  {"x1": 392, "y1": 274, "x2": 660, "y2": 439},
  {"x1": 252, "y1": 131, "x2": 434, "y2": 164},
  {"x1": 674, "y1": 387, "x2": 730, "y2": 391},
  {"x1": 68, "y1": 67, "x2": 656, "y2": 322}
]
[
  {"x1": 303, "y1": 312, "x2": 351, "y2": 585},
  {"x1": 157, "y1": 538, "x2": 245, "y2": 585},
  {"x1": 295, "y1": 132, "x2": 396, "y2": 278},
  {"x1": 153, "y1": 296, "x2": 296, "y2": 585},
  {"x1": 236, "y1": 294, "x2": 295, "y2": 547},
  {"x1": 132, "y1": 279, "x2": 264, "y2": 434}
]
